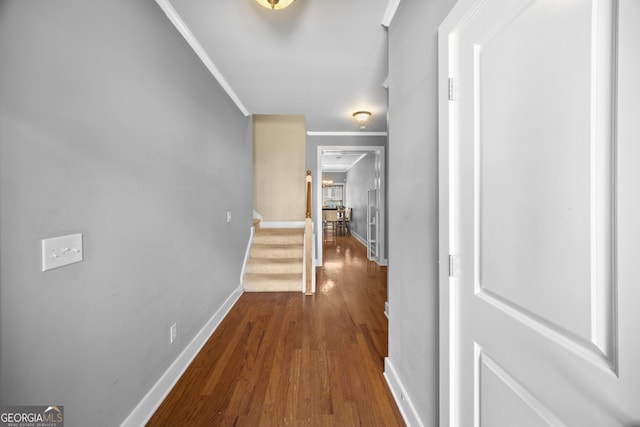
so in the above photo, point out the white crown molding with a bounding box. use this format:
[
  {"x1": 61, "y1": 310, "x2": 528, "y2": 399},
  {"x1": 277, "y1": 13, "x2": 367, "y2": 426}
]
[
  {"x1": 381, "y1": 0, "x2": 402, "y2": 27},
  {"x1": 155, "y1": 0, "x2": 250, "y2": 116},
  {"x1": 306, "y1": 131, "x2": 388, "y2": 137}
]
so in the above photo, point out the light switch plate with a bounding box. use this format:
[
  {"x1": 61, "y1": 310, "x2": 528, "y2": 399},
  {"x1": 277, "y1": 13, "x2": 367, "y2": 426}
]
[
  {"x1": 226, "y1": 210, "x2": 232, "y2": 223},
  {"x1": 42, "y1": 233, "x2": 83, "y2": 271}
]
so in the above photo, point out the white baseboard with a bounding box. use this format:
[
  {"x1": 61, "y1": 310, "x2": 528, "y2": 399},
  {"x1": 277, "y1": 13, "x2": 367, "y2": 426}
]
[
  {"x1": 384, "y1": 358, "x2": 425, "y2": 427},
  {"x1": 240, "y1": 226, "x2": 255, "y2": 284},
  {"x1": 120, "y1": 284, "x2": 244, "y2": 427},
  {"x1": 352, "y1": 231, "x2": 387, "y2": 266},
  {"x1": 351, "y1": 230, "x2": 368, "y2": 247},
  {"x1": 260, "y1": 221, "x2": 305, "y2": 229}
]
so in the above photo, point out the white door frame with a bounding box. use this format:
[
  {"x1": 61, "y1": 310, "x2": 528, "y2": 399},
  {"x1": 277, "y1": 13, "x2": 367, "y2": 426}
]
[
  {"x1": 316, "y1": 145, "x2": 386, "y2": 266},
  {"x1": 437, "y1": 12, "x2": 455, "y2": 426},
  {"x1": 438, "y1": 3, "x2": 476, "y2": 425}
]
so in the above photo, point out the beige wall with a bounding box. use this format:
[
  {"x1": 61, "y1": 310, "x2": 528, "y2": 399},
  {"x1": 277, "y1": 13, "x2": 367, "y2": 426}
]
[{"x1": 253, "y1": 115, "x2": 306, "y2": 222}]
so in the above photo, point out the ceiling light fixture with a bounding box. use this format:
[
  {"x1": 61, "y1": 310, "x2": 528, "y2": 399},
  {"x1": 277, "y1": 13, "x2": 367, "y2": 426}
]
[
  {"x1": 352, "y1": 111, "x2": 372, "y2": 130},
  {"x1": 255, "y1": 0, "x2": 296, "y2": 10}
]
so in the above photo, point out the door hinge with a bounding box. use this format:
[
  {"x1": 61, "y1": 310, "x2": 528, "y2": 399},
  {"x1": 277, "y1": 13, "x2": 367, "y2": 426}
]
[
  {"x1": 448, "y1": 78, "x2": 455, "y2": 100},
  {"x1": 448, "y1": 254, "x2": 455, "y2": 277}
]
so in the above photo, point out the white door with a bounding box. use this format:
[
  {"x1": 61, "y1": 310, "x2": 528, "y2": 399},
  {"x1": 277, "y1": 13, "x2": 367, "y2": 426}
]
[{"x1": 439, "y1": 0, "x2": 640, "y2": 425}]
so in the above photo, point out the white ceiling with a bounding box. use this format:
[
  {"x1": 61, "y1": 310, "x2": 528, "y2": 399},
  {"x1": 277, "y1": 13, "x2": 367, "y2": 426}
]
[
  {"x1": 157, "y1": 0, "x2": 393, "y2": 133},
  {"x1": 321, "y1": 150, "x2": 368, "y2": 173}
]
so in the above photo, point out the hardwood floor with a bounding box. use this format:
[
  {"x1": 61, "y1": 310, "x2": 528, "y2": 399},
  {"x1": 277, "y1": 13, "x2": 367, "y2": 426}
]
[{"x1": 147, "y1": 235, "x2": 405, "y2": 426}]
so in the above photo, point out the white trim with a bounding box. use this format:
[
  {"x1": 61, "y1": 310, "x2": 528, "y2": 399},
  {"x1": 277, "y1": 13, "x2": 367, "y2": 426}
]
[
  {"x1": 259, "y1": 221, "x2": 305, "y2": 229},
  {"x1": 302, "y1": 222, "x2": 317, "y2": 294},
  {"x1": 302, "y1": 221, "x2": 316, "y2": 294},
  {"x1": 438, "y1": 8, "x2": 455, "y2": 427},
  {"x1": 438, "y1": 1, "x2": 487, "y2": 426},
  {"x1": 311, "y1": 224, "x2": 316, "y2": 293},
  {"x1": 154, "y1": 0, "x2": 250, "y2": 117},
  {"x1": 120, "y1": 284, "x2": 244, "y2": 427},
  {"x1": 351, "y1": 230, "x2": 368, "y2": 248},
  {"x1": 350, "y1": 230, "x2": 386, "y2": 266},
  {"x1": 384, "y1": 358, "x2": 425, "y2": 427},
  {"x1": 381, "y1": 0, "x2": 403, "y2": 27},
  {"x1": 306, "y1": 131, "x2": 388, "y2": 137},
  {"x1": 302, "y1": 225, "x2": 307, "y2": 293},
  {"x1": 240, "y1": 226, "x2": 255, "y2": 284}
]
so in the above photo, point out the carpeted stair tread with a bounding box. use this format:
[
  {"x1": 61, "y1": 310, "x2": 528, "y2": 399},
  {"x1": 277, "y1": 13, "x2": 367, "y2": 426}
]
[
  {"x1": 243, "y1": 273, "x2": 302, "y2": 292},
  {"x1": 246, "y1": 258, "x2": 303, "y2": 274},
  {"x1": 250, "y1": 244, "x2": 303, "y2": 259},
  {"x1": 253, "y1": 228, "x2": 304, "y2": 245}
]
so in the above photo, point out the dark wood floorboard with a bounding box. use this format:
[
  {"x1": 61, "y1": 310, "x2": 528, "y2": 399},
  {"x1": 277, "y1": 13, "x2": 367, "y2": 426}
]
[{"x1": 147, "y1": 234, "x2": 405, "y2": 426}]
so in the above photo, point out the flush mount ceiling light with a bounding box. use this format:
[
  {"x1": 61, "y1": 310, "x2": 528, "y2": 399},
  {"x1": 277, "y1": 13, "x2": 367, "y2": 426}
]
[
  {"x1": 352, "y1": 111, "x2": 372, "y2": 130},
  {"x1": 255, "y1": 0, "x2": 296, "y2": 10}
]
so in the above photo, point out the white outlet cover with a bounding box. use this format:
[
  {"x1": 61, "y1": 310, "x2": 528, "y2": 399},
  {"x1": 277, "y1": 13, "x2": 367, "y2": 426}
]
[{"x1": 42, "y1": 233, "x2": 83, "y2": 272}]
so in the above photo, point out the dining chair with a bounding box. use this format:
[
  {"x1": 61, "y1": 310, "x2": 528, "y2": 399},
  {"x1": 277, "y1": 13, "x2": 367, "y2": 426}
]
[
  {"x1": 335, "y1": 208, "x2": 352, "y2": 236},
  {"x1": 323, "y1": 210, "x2": 339, "y2": 236},
  {"x1": 343, "y1": 207, "x2": 351, "y2": 235}
]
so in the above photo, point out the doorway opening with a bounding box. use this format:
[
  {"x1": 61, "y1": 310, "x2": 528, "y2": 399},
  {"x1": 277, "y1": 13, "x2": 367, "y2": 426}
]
[{"x1": 315, "y1": 145, "x2": 386, "y2": 267}]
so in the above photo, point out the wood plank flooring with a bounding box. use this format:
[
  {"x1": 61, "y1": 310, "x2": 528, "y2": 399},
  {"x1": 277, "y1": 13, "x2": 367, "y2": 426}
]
[{"x1": 147, "y1": 235, "x2": 405, "y2": 426}]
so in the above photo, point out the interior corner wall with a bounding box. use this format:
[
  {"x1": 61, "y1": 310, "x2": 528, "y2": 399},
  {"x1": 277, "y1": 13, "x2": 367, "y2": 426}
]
[
  {"x1": 253, "y1": 115, "x2": 306, "y2": 222},
  {"x1": 386, "y1": 0, "x2": 458, "y2": 425},
  {"x1": 0, "y1": 1, "x2": 252, "y2": 425}
]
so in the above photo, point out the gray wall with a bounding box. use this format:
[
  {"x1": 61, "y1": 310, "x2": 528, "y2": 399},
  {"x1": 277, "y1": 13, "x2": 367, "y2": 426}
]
[
  {"x1": 345, "y1": 153, "x2": 376, "y2": 241},
  {"x1": 0, "y1": 1, "x2": 252, "y2": 426},
  {"x1": 386, "y1": 0, "x2": 457, "y2": 425}
]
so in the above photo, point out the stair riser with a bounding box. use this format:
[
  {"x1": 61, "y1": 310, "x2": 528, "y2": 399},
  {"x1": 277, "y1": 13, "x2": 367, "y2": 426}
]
[
  {"x1": 243, "y1": 273, "x2": 302, "y2": 292},
  {"x1": 253, "y1": 235, "x2": 303, "y2": 245},
  {"x1": 250, "y1": 246, "x2": 302, "y2": 259},
  {"x1": 243, "y1": 280, "x2": 301, "y2": 292},
  {"x1": 246, "y1": 261, "x2": 303, "y2": 274}
]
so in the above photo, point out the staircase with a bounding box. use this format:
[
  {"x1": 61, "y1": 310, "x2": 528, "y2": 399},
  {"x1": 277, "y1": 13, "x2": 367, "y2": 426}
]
[{"x1": 243, "y1": 228, "x2": 304, "y2": 292}]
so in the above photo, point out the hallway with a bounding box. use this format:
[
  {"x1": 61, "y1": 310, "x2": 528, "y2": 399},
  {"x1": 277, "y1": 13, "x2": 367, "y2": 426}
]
[{"x1": 147, "y1": 235, "x2": 404, "y2": 426}]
